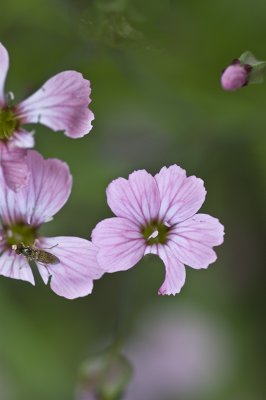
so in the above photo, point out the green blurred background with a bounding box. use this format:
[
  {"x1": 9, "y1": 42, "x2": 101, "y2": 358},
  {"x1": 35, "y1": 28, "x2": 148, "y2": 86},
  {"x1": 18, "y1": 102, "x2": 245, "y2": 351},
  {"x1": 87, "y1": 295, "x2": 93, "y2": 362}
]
[{"x1": 0, "y1": 0, "x2": 265, "y2": 399}]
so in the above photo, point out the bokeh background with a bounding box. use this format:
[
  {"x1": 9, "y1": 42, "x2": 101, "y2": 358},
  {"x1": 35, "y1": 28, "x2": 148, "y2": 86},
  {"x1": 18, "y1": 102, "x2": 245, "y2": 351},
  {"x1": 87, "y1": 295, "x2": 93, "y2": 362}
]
[{"x1": 0, "y1": 0, "x2": 266, "y2": 399}]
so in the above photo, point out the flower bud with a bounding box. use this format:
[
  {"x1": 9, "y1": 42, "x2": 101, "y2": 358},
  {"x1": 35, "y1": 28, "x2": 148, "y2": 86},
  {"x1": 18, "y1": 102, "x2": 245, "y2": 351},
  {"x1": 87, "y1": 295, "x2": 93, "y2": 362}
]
[
  {"x1": 221, "y1": 62, "x2": 250, "y2": 91},
  {"x1": 221, "y1": 51, "x2": 266, "y2": 91},
  {"x1": 76, "y1": 350, "x2": 132, "y2": 400}
]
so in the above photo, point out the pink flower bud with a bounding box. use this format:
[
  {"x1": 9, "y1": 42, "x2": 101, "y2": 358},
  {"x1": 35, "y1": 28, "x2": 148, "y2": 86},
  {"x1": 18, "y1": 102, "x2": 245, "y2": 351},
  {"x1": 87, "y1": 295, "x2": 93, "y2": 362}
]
[{"x1": 221, "y1": 62, "x2": 251, "y2": 91}]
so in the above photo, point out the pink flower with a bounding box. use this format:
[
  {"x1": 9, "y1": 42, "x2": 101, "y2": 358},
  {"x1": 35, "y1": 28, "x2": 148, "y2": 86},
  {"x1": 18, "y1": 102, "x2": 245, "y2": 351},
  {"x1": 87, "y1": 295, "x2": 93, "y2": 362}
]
[
  {"x1": 220, "y1": 51, "x2": 266, "y2": 91},
  {"x1": 221, "y1": 60, "x2": 251, "y2": 91},
  {"x1": 0, "y1": 150, "x2": 102, "y2": 299},
  {"x1": 0, "y1": 42, "x2": 94, "y2": 191},
  {"x1": 92, "y1": 165, "x2": 224, "y2": 295},
  {"x1": 123, "y1": 306, "x2": 234, "y2": 399}
]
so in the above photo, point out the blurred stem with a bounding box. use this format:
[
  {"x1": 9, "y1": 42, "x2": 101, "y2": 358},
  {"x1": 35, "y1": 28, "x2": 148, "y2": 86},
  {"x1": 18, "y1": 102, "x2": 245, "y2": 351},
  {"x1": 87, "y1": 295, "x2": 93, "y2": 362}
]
[{"x1": 112, "y1": 272, "x2": 135, "y2": 348}]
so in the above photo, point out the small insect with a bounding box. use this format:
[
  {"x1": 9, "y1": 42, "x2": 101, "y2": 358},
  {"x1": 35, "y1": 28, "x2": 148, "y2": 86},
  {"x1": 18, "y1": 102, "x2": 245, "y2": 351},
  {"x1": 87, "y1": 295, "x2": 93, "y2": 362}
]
[{"x1": 12, "y1": 242, "x2": 60, "y2": 266}]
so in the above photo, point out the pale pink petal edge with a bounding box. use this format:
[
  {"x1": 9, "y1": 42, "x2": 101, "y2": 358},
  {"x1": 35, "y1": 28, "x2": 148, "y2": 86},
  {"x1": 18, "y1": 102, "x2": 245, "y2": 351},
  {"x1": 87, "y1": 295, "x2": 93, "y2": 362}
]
[
  {"x1": 145, "y1": 243, "x2": 186, "y2": 295},
  {"x1": 92, "y1": 217, "x2": 146, "y2": 273},
  {"x1": 36, "y1": 236, "x2": 103, "y2": 299},
  {"x1": 0, "y1": 42, "x2": 9, "y2": 105},
  {"x1": 16, "y1": 71, "x2": 94, "y2": 138}
]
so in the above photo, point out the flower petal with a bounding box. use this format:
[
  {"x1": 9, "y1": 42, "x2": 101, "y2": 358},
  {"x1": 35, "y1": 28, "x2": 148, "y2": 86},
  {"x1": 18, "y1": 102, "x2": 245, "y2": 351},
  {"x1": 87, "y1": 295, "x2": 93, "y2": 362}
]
[
  {"x1": 145, "y1": 243, "x2": 186, "y2": 295},
  {"x1": 107, "y1": 170, "x2": 161, "y2": 225},
  {"x1": 155, "y1": 165, "x2": 206, "y2": 225},
  {"x1": 169, "y1": 213, "x2": 224, "y2": 269},
  {"x1": 0, "y1": 42, "x2": 9, "y2": 105},
  {"x1": 16, "y1": 71, "x2": 94, "y2": 138},
  {"x1": 11, "y1": 129, "x2": 35, "y2": 148},
  {"x1": 0, "y1": 230, "x2": 6, "y2": 252},
  {"x1": 92, "y1": 217, "x2": 145, "y2": 272},
  {"x1": 0, "y1": 150, "x2": 72, "y2": 226},
  {"x1": 0, "y1": 248, "x2": 35, "y2": 285},
  {"x1": 36, "y1": 236, "x2": 103, "y2": 299},
  {"x1": 0, "y1": 142, "x2": 29, "y2": 192}
]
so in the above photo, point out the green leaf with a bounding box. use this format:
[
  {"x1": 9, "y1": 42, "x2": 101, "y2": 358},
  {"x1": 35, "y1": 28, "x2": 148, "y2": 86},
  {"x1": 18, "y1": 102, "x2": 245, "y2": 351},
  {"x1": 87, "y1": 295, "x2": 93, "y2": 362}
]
[{"x1": 239, "y1": 50, "x2": 260, "y2": 65}]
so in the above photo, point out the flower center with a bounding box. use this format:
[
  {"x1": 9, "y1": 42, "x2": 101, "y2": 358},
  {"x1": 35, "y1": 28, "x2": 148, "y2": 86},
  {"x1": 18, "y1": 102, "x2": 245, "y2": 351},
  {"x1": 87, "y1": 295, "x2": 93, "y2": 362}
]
[
  {"x1": 0, "y1": 108, "x2": 18, "y2": 140},
  {"x1": 142, "y1": 221, "x2": 170, "y2": 245},
  {"x1": 3, "y1": 223, "x2": 37, "y2": 247}
]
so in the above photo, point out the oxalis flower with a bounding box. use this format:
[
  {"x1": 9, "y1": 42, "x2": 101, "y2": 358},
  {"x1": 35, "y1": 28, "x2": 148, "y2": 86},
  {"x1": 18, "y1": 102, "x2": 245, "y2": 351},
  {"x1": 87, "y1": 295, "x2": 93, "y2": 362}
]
[
  {"x1": 0, "y1": 42, "x2": 94, "y2": 191},
  {"x1": 92, "y1": 165, "x2": 224, "y2": 295},
  {"x1": 0, "y1": 151, "x2": 102, "y2": 299}
]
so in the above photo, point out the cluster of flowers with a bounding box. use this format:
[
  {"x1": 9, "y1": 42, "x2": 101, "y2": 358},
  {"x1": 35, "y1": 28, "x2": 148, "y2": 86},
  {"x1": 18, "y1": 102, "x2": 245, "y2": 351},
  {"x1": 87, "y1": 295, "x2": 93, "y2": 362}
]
[{"x1": 0, "y1": 42, "x2": 224, "y2": 299}]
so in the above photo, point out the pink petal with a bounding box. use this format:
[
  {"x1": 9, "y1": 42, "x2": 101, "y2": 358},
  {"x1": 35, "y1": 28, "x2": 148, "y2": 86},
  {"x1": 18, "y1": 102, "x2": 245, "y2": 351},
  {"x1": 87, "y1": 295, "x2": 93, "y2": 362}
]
[
  {"x1": 145, "y1": 243, "x2": 186, "y2": 295},
  {"x1": 169, "y1": 213, "x2": 224, "y2": 269},
  {"x1": 0, "y1": 141, "x2": 29, "y2": 192},
  {"x1": 0, "y1": 42, "x2": 9, "y2": 105},
  {"x1": 92, "y1": 217, "x2": 146, "y2": 272},
  {"x1": 16, "y1": 71, "x2": 94, "y2": 138},
  {"x1": 11, "y1": 129, "x2": 35, "y2": 148},
  {"x1": 0, "y1": 248, "x2": 35, "y2": 285},
  {"x1": 0, "y1": 150, "x2": 72, "y2": 226},
  {"x1": 36, "y1": 236, "x2": 103, "y2": 299},
  {"x1": 0, "y1": 230, "x2": 6, "y2": 252},
  {"x1": 155, "y1": 165, "x2": 206, "y2": 225},
  {"x1": 107, "y1": 170, "x2": 161, "y2": 225}
]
